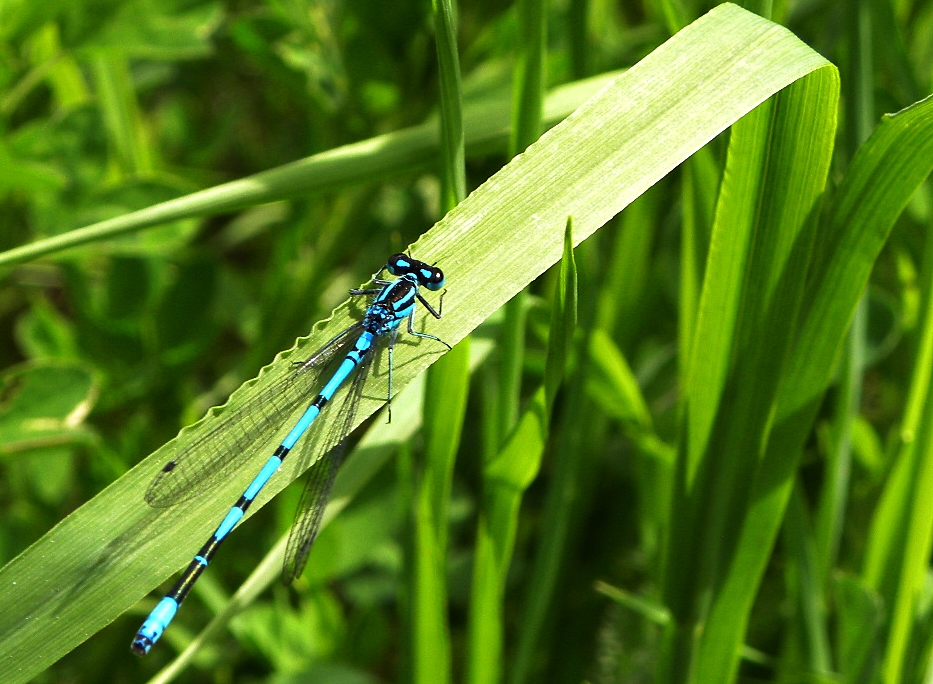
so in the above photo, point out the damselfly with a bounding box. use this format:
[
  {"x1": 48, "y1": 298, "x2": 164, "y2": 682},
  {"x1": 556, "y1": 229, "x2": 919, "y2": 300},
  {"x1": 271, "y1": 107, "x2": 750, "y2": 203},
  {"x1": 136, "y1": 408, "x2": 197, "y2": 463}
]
[{"x1": 131, "y1": 254, "x2": 450, "y2": 655}]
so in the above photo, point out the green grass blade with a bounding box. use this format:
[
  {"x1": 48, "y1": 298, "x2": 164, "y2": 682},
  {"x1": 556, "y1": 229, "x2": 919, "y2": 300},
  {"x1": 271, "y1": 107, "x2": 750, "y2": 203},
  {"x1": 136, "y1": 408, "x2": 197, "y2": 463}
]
[
  {"x1": 595, "y1": 186, "x2": 664, "y2": 348},
  {"x1": 415, "y1": 339, "x2": 469, "y2": 684},
  {"x1": 661, "y1": 66, "x2": 840, "y2": 682},
  {"x1": 544, "y1": 218, "x2": 578, "y2": 412},
  {"x1": 679, "y1": 148, "x2": 719, "y2": 385},
  {"x1": 411, "y1": 3, "x2": 468, "y2": 679},
  {"x1": 783, "y1": 480, "x2": 833, "y2": 674},
  {"x1": 782, "y1": 106, "x2": 933, "y2": 681},
  {"x1": 417, "y1": 339, "x2": 470, "y2": 684},
  {"x1": 865, "y1": 101, "x2": 933, "y2": 678},
  {"x1": 0, "y1": 73, "x2": 617, "y2": 269},
  {"x1": 90, "y1": 53, "x2": 153, "y2": 176},
  {"x1": 781, "y1": 94, "x2": 933, "y2": 420},
  {"x1": 567, "y1": 0, "x2": 588, "y2": 78},
  {"x1": 510, "y1": 0, "x2": 546, "y2": 155},
  {"x1": 432, "y1": 0, "x2": 466, "y2": 209},
  {"x1": 468, "y1": 218, "x2": 577, "y2": 684},
  {"x1": 812, "y1": 300, "x2": 862, "y2": 580},
  {"x1": 686, "y1": 89, "x2": 933, "y2": 684},
  {"x1": 833, "y1": 574, "x2": 882, "y2": 683},
  {"x1": 0, "y1": 6, "x2": 833, "y2": 682},
  {"x1": 587, "y1": 329, "x2": 652, "y2": 430},
  {"x1": 809, "y1": 0, "x2": 873, "y2": 603},
  {"x1": 595, "y1": 580, "x2": 672, "y2": 626},
  {"x1": 497, "y1": 0, "x2": 547, "y2": 447}
]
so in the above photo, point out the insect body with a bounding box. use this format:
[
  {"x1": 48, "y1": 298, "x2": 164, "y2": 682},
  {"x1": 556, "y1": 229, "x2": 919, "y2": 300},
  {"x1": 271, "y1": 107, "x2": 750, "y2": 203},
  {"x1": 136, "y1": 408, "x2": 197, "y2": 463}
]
[{"x1": 132, "y1": 254, "x2": 449, "y2": 655}]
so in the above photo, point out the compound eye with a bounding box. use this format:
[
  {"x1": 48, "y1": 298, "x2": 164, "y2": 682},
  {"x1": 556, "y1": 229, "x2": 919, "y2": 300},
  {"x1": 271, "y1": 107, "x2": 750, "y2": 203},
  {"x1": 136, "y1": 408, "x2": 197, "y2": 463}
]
[
  {"x1": 386, "y1": 253, "x2": 410, "y2": 276},
  {"x1": 423, "y1": 266, "x2": 446, "y2": 290}
]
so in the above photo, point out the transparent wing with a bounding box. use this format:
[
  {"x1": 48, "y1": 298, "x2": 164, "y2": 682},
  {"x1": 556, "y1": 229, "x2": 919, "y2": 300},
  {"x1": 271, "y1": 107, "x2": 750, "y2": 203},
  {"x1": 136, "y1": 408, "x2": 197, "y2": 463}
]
[
  {"x1": 282, "y1": 343, "x2": 375, "y2": 584},
  {"x1": 145, "y1": 324, "x2": 362, "y2": 508}
]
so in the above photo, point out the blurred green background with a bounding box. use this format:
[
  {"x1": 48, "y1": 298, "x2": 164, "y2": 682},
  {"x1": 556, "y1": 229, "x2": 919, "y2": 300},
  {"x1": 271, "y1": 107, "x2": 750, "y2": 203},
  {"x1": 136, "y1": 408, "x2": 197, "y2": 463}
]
[{"x1": 0, "y1": 0, "x2": 932, "y2": 683}]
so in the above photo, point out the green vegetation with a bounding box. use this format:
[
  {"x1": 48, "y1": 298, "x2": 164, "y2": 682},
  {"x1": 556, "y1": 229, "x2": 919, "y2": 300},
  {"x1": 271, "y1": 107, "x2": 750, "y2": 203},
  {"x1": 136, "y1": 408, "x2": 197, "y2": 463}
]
[{"x1": 0, "y1": 1, "x2": 931, "y2": 683}]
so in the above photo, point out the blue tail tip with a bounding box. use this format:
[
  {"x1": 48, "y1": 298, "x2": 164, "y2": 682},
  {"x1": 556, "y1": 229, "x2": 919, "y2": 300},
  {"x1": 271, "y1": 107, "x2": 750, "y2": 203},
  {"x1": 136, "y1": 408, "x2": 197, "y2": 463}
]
[{"x1": 131, "y1": 635, "x2": 153, "y2": 656}]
